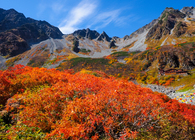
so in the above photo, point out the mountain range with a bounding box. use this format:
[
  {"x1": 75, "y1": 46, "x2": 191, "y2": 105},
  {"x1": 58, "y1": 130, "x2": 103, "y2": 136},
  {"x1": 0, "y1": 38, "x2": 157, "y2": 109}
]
[{"x1": 0, "y1": 6, "x2": 195, "y2": 71}]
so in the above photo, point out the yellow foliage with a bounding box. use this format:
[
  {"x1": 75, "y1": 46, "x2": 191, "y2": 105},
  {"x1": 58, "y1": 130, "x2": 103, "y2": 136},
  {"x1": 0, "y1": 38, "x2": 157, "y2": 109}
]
[
  {"x1": 124, "y1": 57, "x2": 132, "y2": 63},
  {"x1": 67, "y1": 53, "x2": 78, "y2": 60},
  {"x1": 108, "y1": 59, "x2": 117, "y2": 64},
  {"x1": 79, "y1": 69, "x2": 94, "y2": 75}
]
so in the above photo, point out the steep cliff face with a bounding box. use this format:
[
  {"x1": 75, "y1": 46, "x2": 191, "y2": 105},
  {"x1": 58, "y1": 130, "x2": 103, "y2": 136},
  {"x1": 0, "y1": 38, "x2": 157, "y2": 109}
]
[
  {"x1": 134, "y1": 42, "x2": 195, "y2": 71},
  {"x1": 157, "y1": 45, "x2": 195, "y2": 70}
]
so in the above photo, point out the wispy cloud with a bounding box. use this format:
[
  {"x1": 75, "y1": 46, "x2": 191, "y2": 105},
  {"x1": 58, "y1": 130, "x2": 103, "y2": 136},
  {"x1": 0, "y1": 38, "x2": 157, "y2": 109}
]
[
  {"x1": 37, "y1": 1, "x2": 66, "y2": 20},
  {"x1": 89, "y1": 9, "x2": 122, "y2": 30},
  {"x1": 59, "y1": 0, "x2": 97, "y2": 34},
  {"x1": 88, "y1": 6, "x2": 136, "y2": 30},
  {"x1": 115, "y1": 14, "x2": 137, "y2": 26},
  {"x1": 51, "y1": 2, "x2": 64, "y2": 14},
  {"x1": 37, "y1": 2, "x2": 47, "y2": 17}
]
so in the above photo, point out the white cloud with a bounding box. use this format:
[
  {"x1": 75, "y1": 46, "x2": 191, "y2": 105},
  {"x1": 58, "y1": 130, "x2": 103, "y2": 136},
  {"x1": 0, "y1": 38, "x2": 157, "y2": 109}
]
[
  {"x1": 59, "y1": 0, "x2": 97, "y2": 34},
  {"x1": 37, "y1": 1, "x2": 66, "y2": 19}
]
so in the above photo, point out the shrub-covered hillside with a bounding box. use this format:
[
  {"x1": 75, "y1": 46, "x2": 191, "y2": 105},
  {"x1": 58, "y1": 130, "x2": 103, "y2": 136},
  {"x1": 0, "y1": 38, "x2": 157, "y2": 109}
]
[{"x1": 1, "y1": 65, "x2": 195, "y2": 139}]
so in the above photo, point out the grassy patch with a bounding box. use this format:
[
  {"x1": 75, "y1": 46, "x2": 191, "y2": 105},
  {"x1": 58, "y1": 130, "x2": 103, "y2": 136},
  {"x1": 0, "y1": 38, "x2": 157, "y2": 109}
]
[
  {"x1": 177, "y1": 87, "x2": 193, "y2": 92},
  {"x1": 111, "y1": 51, "x2": 129, "y2": 57},
  {"x1": 70, "y1": 57, "x2": 109, "y2": 67},
  {"x1": 79, "y1": 48, "x2": 91, "y2": 53},
  {"x1": 171, "y1": 71, "x2": 195, "y2": 89},
  {"x1": 5, "y1": 56, "x2": 21, "y2": 67},
  {"x1": 161, "y1": 12, "x2": 167, "y2": 20}
]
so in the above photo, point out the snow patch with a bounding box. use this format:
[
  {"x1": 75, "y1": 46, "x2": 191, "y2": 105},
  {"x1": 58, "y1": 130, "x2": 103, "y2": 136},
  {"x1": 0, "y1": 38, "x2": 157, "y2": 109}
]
[
  {"x1": 170, "y1": 28, "x2": 174, "y2": 35},
  {"x1": 161, "y1": 37, "x2": 168, "y2": 46}
]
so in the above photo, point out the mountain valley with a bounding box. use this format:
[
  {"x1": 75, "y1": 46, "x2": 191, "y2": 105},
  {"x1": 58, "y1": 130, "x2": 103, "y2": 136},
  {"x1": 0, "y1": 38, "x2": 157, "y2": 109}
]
[{"x1": 1, "y1": 6, "x2": 195, "y2": 139}]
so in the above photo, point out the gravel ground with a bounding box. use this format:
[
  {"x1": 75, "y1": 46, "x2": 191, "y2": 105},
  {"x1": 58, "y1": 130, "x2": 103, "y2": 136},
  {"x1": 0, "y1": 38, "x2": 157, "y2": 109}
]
[
  {"x1": 142, "y1": 84, "x2": 195, "y2": 105},
  {"x1": 131, "y1": 81, "x2": 195, "y2": 105}
]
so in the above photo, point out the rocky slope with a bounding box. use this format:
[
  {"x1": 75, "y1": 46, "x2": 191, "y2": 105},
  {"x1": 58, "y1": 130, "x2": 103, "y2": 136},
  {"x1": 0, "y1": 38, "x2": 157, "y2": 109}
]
[
  {"x1": 145, "y1": 7, "x2": 195, "y2": 47},
  {"x1": 1, "y1": 7, "x2": 195, "y2": 70}
]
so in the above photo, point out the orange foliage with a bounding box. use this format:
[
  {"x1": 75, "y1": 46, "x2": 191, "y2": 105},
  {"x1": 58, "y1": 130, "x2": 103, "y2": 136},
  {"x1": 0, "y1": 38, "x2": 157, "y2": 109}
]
[
  {"x1": 163, "y1": 77, "x2": 175, "y2": 86},
  {"x1": 1, "y1": 65, "x2": 195, "y2": 139},
  {"x1": 104, "y1": 55, "x2": 112, "y2": 59}
]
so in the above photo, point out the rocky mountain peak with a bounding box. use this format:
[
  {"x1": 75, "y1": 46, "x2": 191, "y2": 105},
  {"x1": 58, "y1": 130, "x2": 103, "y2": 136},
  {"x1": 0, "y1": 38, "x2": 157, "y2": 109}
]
[
  {"x1": 160, "y1": 7, "x2": 185, "y2": 19},
  {"x1": 111, "y1": 36, "x2": 119, "y2": 41},
  {"x1": 97, "y1": 31, "x2": 111, "y2": 42},
  {"x1": 146, "y1": 7, "x2": 186, "y2": 40},
  {"x1": 0, "y1": 8, "x2": 27, "y2": 32},
  {"x1": 72, "y1": 29, "x2": 111, "y2": 42},
  {"x1": 72, "y1": 28, "x2": 100, "y2": 39}
]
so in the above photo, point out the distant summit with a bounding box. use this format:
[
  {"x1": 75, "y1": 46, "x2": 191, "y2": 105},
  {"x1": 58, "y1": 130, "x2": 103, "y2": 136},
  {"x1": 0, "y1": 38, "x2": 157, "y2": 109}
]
[
  {"x1": 72, "y1": 28, "x2": 100, "y2": 39},
  {"x1": 97, "y1": 31, "x2": 111, "y2": 42},
  {"x1": 72, "y1": 28, "x2": 111, "y2": 42}
]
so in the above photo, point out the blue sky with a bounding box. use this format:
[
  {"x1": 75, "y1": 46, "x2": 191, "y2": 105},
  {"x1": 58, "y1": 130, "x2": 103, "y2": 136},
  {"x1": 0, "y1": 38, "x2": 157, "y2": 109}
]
[{"x1": 1, "y1": 0, "x2": 195, "y2": 38}]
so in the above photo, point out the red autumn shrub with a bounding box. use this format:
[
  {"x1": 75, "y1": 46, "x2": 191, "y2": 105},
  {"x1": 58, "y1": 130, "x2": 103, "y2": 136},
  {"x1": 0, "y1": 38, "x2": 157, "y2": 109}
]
[{"x1": 1, "y1": 65, "x2": 195, "y2": 139}]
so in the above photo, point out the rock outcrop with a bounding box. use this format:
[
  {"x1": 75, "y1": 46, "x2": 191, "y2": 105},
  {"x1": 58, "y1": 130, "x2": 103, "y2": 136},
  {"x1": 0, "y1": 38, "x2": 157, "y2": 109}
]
[{"x1": 109, "y1": 40, "x2": 117, "y2": 48}]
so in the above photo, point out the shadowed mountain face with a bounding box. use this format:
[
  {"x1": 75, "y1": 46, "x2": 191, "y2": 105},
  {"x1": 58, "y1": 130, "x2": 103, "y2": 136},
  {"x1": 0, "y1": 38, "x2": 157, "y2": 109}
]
[
  {"x1": 0, "y1": 8, "x2": 28, "y2": 32},
  {"x1": 0, "y1": 32, "x2": 29, "y2": 56},
  {"x1": 0, "y1": 8, "x2": 63, "y2": 57}
]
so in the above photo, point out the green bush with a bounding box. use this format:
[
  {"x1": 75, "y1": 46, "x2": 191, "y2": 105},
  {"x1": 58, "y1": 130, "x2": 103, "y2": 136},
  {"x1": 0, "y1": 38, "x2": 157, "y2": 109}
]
[
  {"x1": 70, "y1": 57, "x2": 109, "y2": 67},
  {"x1": 80, "y1": 48, "x2": 91, "y2": 53},
  {"x1": 111, "y1": 51, "x2": 129, "y2": 57}
]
